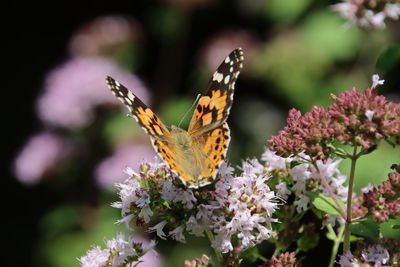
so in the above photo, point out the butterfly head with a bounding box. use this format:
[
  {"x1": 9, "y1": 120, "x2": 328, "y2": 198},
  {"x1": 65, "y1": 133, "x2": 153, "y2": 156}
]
[{"x1": 170, "y1": 125, "x2": 193, "y2": 150}]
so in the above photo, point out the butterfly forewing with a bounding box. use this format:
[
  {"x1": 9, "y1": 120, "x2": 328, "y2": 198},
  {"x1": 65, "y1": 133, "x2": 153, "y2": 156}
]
[
  {"x1": 188, "y1": 48, "x2": 244, "y2": 136},
  {"x1": 105, "y1": 76, "x2": 171, "y2": 139}
]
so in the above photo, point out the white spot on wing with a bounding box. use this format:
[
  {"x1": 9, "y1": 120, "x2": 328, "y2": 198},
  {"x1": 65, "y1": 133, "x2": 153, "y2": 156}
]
[
  {"x1": 127, "y1": 92, "x2": 135, "y2": 101},
  {"x1": 224, "y1": 75, "x2": 230, "y2": 84},
  {"x1": 213, "y1": 72, "x2": 224, "y2": 83},
  {"x1": 141, "y1": 126, "x2": 149, "y2": 133},
  {"x1": 225, "y1": 56, "x2": 231, "y2": 63}
]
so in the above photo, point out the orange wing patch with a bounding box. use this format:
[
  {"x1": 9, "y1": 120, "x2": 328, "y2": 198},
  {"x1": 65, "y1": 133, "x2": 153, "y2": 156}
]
[{"x1": 184, "y1": 122, "x2": 230, "y2": 188}]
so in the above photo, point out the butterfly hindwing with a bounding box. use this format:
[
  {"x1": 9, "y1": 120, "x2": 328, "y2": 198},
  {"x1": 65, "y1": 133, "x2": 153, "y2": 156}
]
[
  {"x1": 106, "y1": 76, "x2": 170, "y2": 139},
  {"x1": 188, "y1": 48, "x2": 244, "y2": 136},
  {"x1": 190, "y1": 122, "x2": 231, "y2": 187}
]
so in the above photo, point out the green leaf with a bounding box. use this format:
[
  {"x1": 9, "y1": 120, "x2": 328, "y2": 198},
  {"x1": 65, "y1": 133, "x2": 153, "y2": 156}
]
[
  {"x1": 380, "y1": 218, "x2": 400, "y2": 239},
  {"x1": 376, "y1": 45, "x2": 400, "y2": 71},
  {"x1": 290, "y1": 160, "x2": 306, "y2": 169},
  {"x1": 350, "y1": 218, "x2": 379, "y2": 241},
  {"x1": 307, "y1": 192, "x2": 344, "y2": 215},
  {"x1": 239, "y1": 247, "x2": 260, "y2": 263},
  {"x1": 297, "y1": 230, "x2": 319, "y2": 252}
]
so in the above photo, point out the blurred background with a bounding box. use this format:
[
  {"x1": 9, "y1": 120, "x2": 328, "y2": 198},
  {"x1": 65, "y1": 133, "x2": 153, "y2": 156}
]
[{"x1": 3, "y1": 0, "x2": 400, "y2": 266}]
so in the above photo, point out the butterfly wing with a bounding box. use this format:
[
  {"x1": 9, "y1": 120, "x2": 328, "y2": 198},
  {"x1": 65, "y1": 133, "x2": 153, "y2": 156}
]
[
  {"x1": 188, "y1": 48, "x2": 244, "y2": 136},
  {"x1": 186, "y1": 122, "x2": 230, "y2": 188},
  {"x1": 106, "y1": 76, "x2": 171, "y2": 139},
  {"x1": 106, "y1": 76, "x2": 194, "y2": 183}
]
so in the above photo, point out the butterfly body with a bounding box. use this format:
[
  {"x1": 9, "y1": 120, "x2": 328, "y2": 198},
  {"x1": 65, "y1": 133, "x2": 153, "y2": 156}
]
[{"x1": 106, "y1": 48, "x2": 243, "y2": 188}]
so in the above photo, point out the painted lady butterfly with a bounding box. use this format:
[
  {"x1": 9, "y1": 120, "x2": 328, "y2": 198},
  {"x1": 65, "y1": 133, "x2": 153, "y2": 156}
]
[{"x1": 106, "y1": 48, "x2": 243, "y2": 188}]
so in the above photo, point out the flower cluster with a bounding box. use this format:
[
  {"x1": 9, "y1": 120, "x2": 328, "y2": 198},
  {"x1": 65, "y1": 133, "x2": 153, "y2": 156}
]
[
  {"x1": 268, "y1": 77, "x2": 400, "y2": 159},
  {"x1": 332, "y1": 0, "x2": 400, "y2": 29},
  {"x1": 262, "y1": 150, "x2": 348, "y2": 218},
  {"x1": 352, "y1": 165, "x2": 400, "y2": 222},
  {"x1": 37, "y1": 57, "x2": 148, "y2": 128},
  {"x1": 111, "y1": 158, "x2": 279, "y2": 254},
  {"x1": 79, "y1": 233, "x2": 157, "y2": 267},
  {"x1": 260, "y1": 252, "x2": 301, "y2": 267},
  {"x1": 338, "y1": 245, "x2": 390, "y2": 267}
]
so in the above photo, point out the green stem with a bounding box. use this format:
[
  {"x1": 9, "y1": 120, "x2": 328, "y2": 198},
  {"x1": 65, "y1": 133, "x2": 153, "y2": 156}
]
[
  {"x1": 343, "y1": 146, "x2": 358, "y2": 252},
  {"x1": 328, "y1": 224, "x2": 345, "y2": 267},
  {"x1": 206, "y1": 230, "x2": 223, "y2": 263},
  {"x1": 313, "y1": 161, "x2": 347, "y2": 221}
]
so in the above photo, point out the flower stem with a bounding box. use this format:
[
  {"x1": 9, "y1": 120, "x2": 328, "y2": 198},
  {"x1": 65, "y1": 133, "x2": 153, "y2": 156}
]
[
  {"x1": 343, "y1": 146, "x2": 358, "y2": 252},
  {"x1": 328, "y1": 224, "x2": 345, "y2": 267},
  {"x1": 206, "y1": 230, "x2": 223, "y2": 263},
  {"x1": 312, "y1": 161, "x2": 347, "y2": 221}
]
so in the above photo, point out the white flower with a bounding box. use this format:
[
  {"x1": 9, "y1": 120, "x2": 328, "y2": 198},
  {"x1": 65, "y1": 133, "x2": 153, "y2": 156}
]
[
  {"x1": 212, "y1": 232, "x2": 233, "y2": 254},
  {"x1": 338, "y1": 251, "x2": 356, "y2": 267},
  {"x1": 148, "y1": 221, "x2": 168, "y2": 240},
  {"x1": 365, "y1": 109, "x2": 374, "y2": 121},
  {"x1": 361, "y1": 183, "x2": 374, "y2": 193},
  {"x1": 138, "y1": 206, "x2": 153, "y2": 223},
  {"x1": 169, "y1": 225, "x2": 186, "y2": 243},
  {"x1": 372, "y1": 74, "x2": 385, "y2": 88},
  {"x1": 385, "y1": 3, "x2": 400, "y2": 19},
  {"x1": 136, "y1": 191, "x2": 150, "y2": 207},
  {"x1": 186, "y1": 215, "x2": 206, "y2": 237},
  {"x1": 275, "y1": 182, "x2": 291, "y2": 200},
  {"x1": 106, "y1": 233, "x2": 137, "y2": 266},
  {"x1": 123, "y1": 166, "x2": 139, "y2": 177},
  {"x1": 208, "y1": 159, "x2": 279, "y2": 253},
  {"x1": 160, "y1": 179, "x2": 177, "y2": 203},
  {"x1": 173, "y1": 189, "x2": 196, "y2": 209},
  {"x1": 311, "y1": 158, "x2": 348, "y2": 202},
  {"x1": 79, "y1": 246, "x2": 109, "y2": 267},
  {"x1": 361, "y1": 245, "x2": 390, "y2": 266},
  {"x1": 218, "y1": 161, "x2": 235, "y2": 178},
  {"x1": 261, "y1": 149, "x2": 289, "y2": 171},
  {"x1": 294, "y1": 195, "x2": 309, "y2": 213},
  {"x1": 114, "y1": 178, "x2": 141, "y2": 215},
  {"x1": 368, "y1": 11, "x2": 386, "y2": 28},
  {"x1": 240, "y1": 158, "x2": 264, "y2": 176}
]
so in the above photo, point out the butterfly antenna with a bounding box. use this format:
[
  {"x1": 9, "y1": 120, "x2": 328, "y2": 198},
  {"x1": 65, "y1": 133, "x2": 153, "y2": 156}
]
[{"x1": 177, "y1": 93, "x2": 201, "y2": 128}]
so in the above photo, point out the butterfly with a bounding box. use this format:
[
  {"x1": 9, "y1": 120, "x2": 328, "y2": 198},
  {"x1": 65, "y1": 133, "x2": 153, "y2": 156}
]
[{"x1": 106, "y1": 48, "x2": 243, "y2": 188}]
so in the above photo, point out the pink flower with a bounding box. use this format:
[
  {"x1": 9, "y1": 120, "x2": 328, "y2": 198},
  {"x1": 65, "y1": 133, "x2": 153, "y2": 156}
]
[
  {"x1": 332, "y1": 0, "x2": 400, "y2": 29},
  {"x1": 357, "y1": 167, "x2": 400, "y2": 222},
  {"x1": 95, "y1": 143, "x2": 156, "y2": 189},
  {"x1": 37, "y1": 57, "x2": 149, "y2": 128},
  {"x1": 13, "y1": 132, "x2": 71, "y2": 184},
  {"x1": 69, "y1": 15, "x2": 142, "y2": 57},
  {"x1": 268, "y1": 85, "x2": 400, "y2": 159}
]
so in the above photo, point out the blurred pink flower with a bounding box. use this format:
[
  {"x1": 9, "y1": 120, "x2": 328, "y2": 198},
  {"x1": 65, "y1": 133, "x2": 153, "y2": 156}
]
[
  {"x1": 95, "y1": 143, "x2": 156, "y2": 189},
  {"x1": 69, "y1": 15, "x2": 142, "y2": 57},
  {"x1": 14, "y1": 132, "x2": 71, "y2": 184},
  {"x1": 200, "y1": 29, "x2": 258, "y2": 73},
  {"x1": 332, "y1": 0, "x2": 400, "y2": 29},
  {"x1": 37, "y1": 57, "x2": 149, "y2": 128}
]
